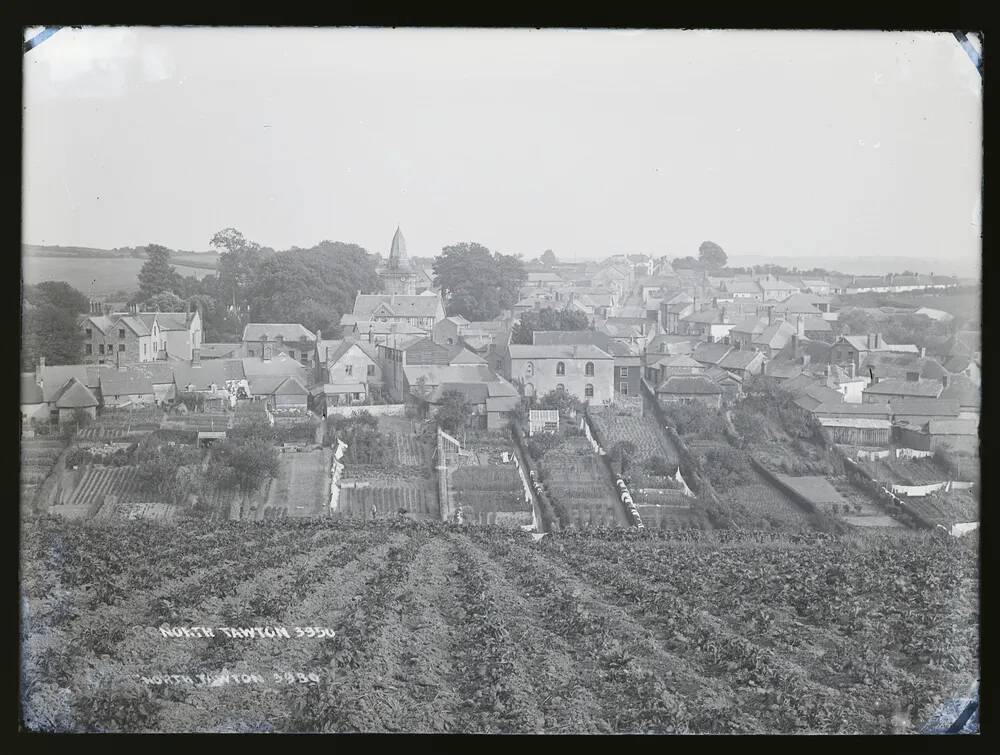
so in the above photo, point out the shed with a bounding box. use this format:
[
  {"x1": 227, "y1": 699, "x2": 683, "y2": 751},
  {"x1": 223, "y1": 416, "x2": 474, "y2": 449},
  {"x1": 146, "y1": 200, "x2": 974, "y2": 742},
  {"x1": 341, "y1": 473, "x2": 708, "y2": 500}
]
[{"x1": 528, "y1": 409, "x2": 560, "y2": 436}]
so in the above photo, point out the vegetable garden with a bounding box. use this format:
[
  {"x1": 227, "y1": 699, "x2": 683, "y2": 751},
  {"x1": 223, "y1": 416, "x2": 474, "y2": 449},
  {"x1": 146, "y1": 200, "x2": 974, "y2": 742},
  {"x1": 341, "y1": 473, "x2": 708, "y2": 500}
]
[{"x1": 19, "y1": 516, "x2": 979, "y2": 733}]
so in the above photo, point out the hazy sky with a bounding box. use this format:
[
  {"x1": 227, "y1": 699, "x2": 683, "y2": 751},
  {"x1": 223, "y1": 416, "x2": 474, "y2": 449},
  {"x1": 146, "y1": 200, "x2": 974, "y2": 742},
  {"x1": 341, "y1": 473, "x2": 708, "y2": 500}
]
[{"x1": 23, "y1": 28, "x2": 982, "y2": 271}]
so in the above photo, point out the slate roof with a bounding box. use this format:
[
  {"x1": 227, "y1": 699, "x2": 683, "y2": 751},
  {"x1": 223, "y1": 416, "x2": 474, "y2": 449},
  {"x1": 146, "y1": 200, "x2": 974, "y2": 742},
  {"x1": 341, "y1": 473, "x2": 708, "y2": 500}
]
[
  {"x1": 724, "y1": 280, "x2": 762, "y2": 295},
  {"x1": 652, "y1": 354, "x2": 703, "y2": 371},
  {"x1": 656, "y1": 375, "x2": 723, "y2": 395},
  {"x1": 250, "y1": 375, "x2": 309, "y2": 396},
  {"x1": 241, "y1": 354, "x2": 307, "y2": 379},
  {"x1": 327, "y1": 339, "x2": 380, "y2": 365},
  {"x1": 99, "y1": 369, "x2": 155, "y2": 396},
  {"x1": 242, "y1": 323, "x2": 316, "y2": 342},
  {"x1": 718, "y1": 349, "x2": 763, "y2": 371},
  {"x1": 353, "y1": 293, "x2": 444, "y2": 319},
  {"x1": 731, "y1": 316, "x2": 768, "y2": 336},
  {"x1": 403, "y1": 363, "x2": 498, "y2": 387},
  {"x1": 753, "y1": 321, "x2": 796, "y2": 349},
  {"x1": 682, "y1": 308, "x2": 726, "y2": 324},
  {"x1": 812, "y1": 402, "x2": 892, "y2": 418},
  {"x1": 175, "y1": 359, "x2": 247, "y2": 390},
  {"x1": 763, "y1": 360, "x2": 804, "y2": 380},
  {"x1": 154, "y1": 312, "x2": 198, "y2": 331},
  {"x1": 531, "y1": 330, "x2": 637, "y2": 358},
  {"x1": 507, "y1": 344, "x2": 613, "y2": 360},
  {"x1": 864, "y1": 379, "x2": 942, "y2": 398},
  {"x1": 40, "y1": 365, "x2": 102, "y2": 402},
  {"x1": 646, "y1": 334, "x2": 695, "y2": 356},
  {"x1": 691, "y1": 343, "x2": 733, "y2": 366},
  {"x1": 426, "y1": 382, "x2": 491, "y2": 405},
  {"x1": 776, "y1": 475, "x2": 848, "y2": 505}
]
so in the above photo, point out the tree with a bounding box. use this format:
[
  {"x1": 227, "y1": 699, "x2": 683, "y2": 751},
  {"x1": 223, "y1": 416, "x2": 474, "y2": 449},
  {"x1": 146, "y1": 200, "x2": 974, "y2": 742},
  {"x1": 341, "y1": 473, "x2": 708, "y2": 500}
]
[
  {"x1": 435, "y1": 390, "x2": 470, "y2": 434},
  {"x1": 24, "y1": 281, "x2": 89, "y2": 313},
  {"x1": 672, "y1": 256, "x2": 703, "y2": 271},
  {"x1": 511, "y1": 307, "x2": 591, "y2": 344},
  {"x1": 247, "y1": 241, "x2": 380, "y2": 335},
  {"x1": 836, "y1": 307, "x2": 878, "y2": 336},
  {"x1": 21, "y1": 304, "x2": 83, "y2": 369},
  {"x1": 535, "y1": 389, "x2": 587, "y2": 415},
  {"x1": 146, "y1": 291, "x2": 188, "y2": 312},
  {"x1": 698, "y1": 241, "x2": 727, "y2": 271},
  {"x1": 210, "y1": 228, "x2": 268, "y2": 314},
  {"x1": 540, "y1": 249, "x2": 557, "y2": 266},
  {"x1": 432, "y1": 243, "x2": 527, "y2": 320},
  {"x1": 137, "y1": 244, "x2": 181, "y2": 301}
]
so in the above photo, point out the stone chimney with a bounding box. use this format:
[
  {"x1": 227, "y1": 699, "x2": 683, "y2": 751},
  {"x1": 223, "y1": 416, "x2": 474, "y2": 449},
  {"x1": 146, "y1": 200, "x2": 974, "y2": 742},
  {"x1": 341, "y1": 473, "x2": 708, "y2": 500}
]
[
  {"x1": 796, "y1": 316, "x2": 806, "y2": 338},
  {"x1": 128, "y1": 302, "x2": 138, "y2": 315},
  {"x1": 919, "y1": 346, "x2": 926, "y2": 359},
  {"x1": 767, "y1": 306, "x2": 773, "y2": 326},
  {"x1": 867, "y1": 333, "x2": 876, "y2": 350},
  {"x1": 316, "y1": 329, "x2": 322, "y2": 342}
]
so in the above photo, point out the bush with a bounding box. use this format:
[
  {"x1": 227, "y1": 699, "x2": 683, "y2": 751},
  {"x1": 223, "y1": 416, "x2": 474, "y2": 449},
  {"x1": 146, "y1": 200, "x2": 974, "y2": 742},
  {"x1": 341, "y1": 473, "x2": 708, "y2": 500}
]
[
  {"x1": 526, "y1": 432, "x2": 562, "y2": 461},
  {"x1": 642, "y1": 454, "x2": 677, "y2": 477},
  {"x1": 662, "y1": 403, "x2": 726, "y2": 438},
  {"x1": 703, "y1": 447, "x2": 755, "y2": 489}
]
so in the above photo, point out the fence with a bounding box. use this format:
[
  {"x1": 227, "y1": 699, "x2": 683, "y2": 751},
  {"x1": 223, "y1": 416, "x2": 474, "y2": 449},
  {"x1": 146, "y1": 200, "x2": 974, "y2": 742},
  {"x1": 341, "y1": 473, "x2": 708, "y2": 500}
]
[
  {"x1": 896, "y1": 447, "x2": 934, "y2": 460},
  {"x1": 891, "y1": 482, "x2": 947, "y2": 497},
  {"x1": 510, "y1": 420, "x2": 560, "y2": 533},
  {"x1": 325, "y1": 404, "x2": 407, "y2": 418},
  {"x1": 580, "y1": 416, "x2": 602, "y2": 455}
]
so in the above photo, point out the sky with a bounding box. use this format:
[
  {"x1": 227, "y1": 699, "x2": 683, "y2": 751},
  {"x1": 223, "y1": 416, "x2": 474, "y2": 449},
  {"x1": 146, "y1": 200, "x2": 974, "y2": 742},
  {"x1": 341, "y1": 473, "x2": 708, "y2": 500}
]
[{"x1": 22, "y1": 28, "x2": 982, "y2": 274}]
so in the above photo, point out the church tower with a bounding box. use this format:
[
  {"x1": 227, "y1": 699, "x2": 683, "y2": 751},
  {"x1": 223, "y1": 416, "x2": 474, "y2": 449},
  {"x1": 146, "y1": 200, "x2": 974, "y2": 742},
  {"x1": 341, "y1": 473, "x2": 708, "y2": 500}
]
[{"x1": 382, "y1": 225, "x2": 417, "y2": 295}]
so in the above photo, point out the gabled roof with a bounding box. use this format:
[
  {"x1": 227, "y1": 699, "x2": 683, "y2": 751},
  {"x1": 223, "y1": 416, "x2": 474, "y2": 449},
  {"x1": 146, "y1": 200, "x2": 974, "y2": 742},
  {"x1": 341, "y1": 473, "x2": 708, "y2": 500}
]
[
  {"x1": 753, "y1": 320, "x2": 796, "y2": 349},
  {"x1": 249, "y1": 375, "x2": 309, "y2": 396},
  {"x1": 40, "y1": 365, "x2": 102, "y2": 402},
  {"x1": 403, "y1": 363, "x2": 498, "y2": 387},
  {"x1": 174, "y1": 359, "x2": 246, "y2": 390},
  {"x1": 759, "y1": 278, "x2": 799, "y2": 291},
  {"x1": 154, "y1": 311, "x2": 198, "y2": 331},
  {"x1": 812, "y1": 401, "x2": 891, "y2": 418},
  {"x1": 242, "y1": 323, "x2": 316, "y2": 343},
  {"x1": 241, "y1": 354, "x2": 307, "y2": 379},
  {"x1": 681, "y1": 308, "x2": 726, "y2": 325},
  {"x1": 531, "y1": 330, "x2": 636, "y2": 358},
  {"x1": 731, "y1": 316, "x2": 768, "y2": 336},
  {"x1": 115, "y1": 315, "x2": 151, "y2": 337},
  {"x1": 53, "y1": 377, "x2": 99, "y2": 408},
  {"x1": 704, "y1": 365, "x2": 742, "y2": 384},
  {"x1": 353, "y1": 293, "x2": 444, "y2": 319},
  {"x1": 691, "y1": 342, "x2": 733, "y2": 366},
  {"x1": 763, "y1": 359, "x2": 803, "y2": 380},
  {"x1": 802, "y1": 316, "x2": 832, "y2": 332},
  {"x1": 653, "y1": 354, "x2": 703, "y2": 371},
  {"x1": 426, "y1": 382, "x2": 491, "y2": 405},
  {"x1": 939, "y1": 375, "x2": 980, "y2": 408},
  {"x1": 21, "y1": 373, "x2": 43, "y2": 405},
  {"x1": 656, "y1": 375, "x2": 723, "y2": 395},
  {"x1": 328, "y1": 339, "x2": 380, "y2": 365},
  {"x1": 863, "y1": 379, "x2": 942, "y2": 398},
  {"x1": 718, "y1": 349, "x2": 763, "y2": 371},
  {"x1": 647, "y1": 334, "x2": 695, "y2": 356},
  {"x1": 723, "y1": 280, "x2": 762, "y2": 295},
  {"x1": 99, "y1": 369, "x2": 155, "y2": 396}
]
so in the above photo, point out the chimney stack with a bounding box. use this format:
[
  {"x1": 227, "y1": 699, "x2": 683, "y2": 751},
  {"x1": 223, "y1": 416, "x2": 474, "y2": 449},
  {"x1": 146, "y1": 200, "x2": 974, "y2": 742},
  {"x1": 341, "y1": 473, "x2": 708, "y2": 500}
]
[
  {"x1": 867, "y1": 333, "x2": 875, "y2": 350},
  {"x1": 919, "y1": 346, "x2": 926, "y2": 359},
  {"x1": 261, "y1": 338, "x2": 267, "y2": 361},
  {"x1": 368, "y1": 327, "x2": 374, "y2": 344},
  {"x1": 796, "y1": 316, "x2": 806, "y2": 338},
  {"x1": 848, "y1": 362, "x2": 856, "y2": 379},
  {"x1": 37, "y1": 356, "x2": 45, "y2": 387}
]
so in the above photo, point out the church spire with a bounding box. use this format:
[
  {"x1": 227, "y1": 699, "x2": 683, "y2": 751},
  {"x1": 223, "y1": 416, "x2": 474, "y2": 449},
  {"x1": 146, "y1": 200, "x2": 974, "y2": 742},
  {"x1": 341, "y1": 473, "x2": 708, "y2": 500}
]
[{"x1": 389, "y1": 225, "x2": 411, "y2": 270}]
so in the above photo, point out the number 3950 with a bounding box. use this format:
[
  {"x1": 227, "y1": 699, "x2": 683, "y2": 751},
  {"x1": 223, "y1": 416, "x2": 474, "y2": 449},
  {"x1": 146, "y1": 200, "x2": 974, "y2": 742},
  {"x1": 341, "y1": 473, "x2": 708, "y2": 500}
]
[
  {"x1": 294, "y1": 627, "x2": 336, "y2": 638},
  {"x1": 274, "y1": 672, "x2": 321, "y2": 684}
]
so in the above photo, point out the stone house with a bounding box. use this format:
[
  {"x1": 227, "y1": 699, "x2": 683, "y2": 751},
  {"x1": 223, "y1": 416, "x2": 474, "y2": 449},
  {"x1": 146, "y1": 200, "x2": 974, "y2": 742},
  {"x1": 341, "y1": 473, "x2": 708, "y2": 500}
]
[
  {"x1": 505, "y1": 344, "x2": 614, "y2": 403},
  {"x1": 531, "y1": 330, "x2": 642, "y2": 397},
  {"x1": 655, "y1": 375, "x2": 723, "y2": 409},
  {"x1": 242, "y1": 323, "x2": 317, "y2": 367},
  {"x1": 348, "y1": 292, "x2": 447, "y2": 332}
]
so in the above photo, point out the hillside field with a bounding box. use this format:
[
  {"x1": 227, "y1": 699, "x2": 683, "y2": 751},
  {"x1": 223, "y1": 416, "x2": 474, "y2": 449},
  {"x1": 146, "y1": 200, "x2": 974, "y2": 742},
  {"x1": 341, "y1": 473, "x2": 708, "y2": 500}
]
[
  {"x1": 22, "y1": 258, "x2": 215, "y2": 296},
  {"x1": 20, "y1": 517, "x2": 978, "y2": 733}
]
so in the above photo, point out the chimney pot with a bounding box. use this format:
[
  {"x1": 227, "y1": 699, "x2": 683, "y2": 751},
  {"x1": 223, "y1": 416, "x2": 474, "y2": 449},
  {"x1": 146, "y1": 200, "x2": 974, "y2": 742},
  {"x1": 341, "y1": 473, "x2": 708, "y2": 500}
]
[{"x1": 919, "y1": 346, "x2": 926, "y2": 359}]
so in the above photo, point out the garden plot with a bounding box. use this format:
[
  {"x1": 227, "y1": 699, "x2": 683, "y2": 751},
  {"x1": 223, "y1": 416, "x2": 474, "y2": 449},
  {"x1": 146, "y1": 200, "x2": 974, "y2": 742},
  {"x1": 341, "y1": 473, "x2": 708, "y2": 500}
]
[
  {"x1": 828, "y1": 477, "x2": 904, "y2": 529},
  {"x1": 49, "y1": 465, "x2": 144, "y2": 519},
  {"x1": 261, "y1": 448, "x2": 332, "y2": 518},
  {"x1": 94, "y1": 500, "x2": 178, "y2": 522},
  {"x1": 452, "y1": 464, "x2": 530, "y2": 527},
  {"x1": 588, "y1": 410, "x2": 680, "y2": 467},
  {"x1": 338, "y1": 481, "x2": 439, "y2": 520},
  {"x1": 20, "y1": 439, "x2": 64, "y2": 510},
  {"x1": 541, "y1": 438, "x2": 628, "y2": 528},
  {"x1": 906, "y1": 492, "x2": 979, "y2": 529}
]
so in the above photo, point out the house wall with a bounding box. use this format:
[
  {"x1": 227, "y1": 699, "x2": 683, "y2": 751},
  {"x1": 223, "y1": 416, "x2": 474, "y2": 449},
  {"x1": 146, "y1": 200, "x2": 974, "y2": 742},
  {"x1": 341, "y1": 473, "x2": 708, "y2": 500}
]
[
  {"x1": 152, "y1": 382, "x2": 176, "y2": 405},
  {"x1": 21, "y1": 402, "x2": 48, "y2": 423},
  {"x1": 708, "y1": 323, "x2": 735, "y2": 342},
  {"x1": 83, "y1": 324, "x2": 153, "y2": 365},
  {"x1": 929, "y1": 434, "x2": 978, "y2": 455},
  {"x1": 328, "y1": 347, "x2": 381, "y2": 386},
  {"x1": 432, "y1": 318, "x2": 461, "y2": 346},
  {"x1": 274, "y1": 394, "x2": 308, "y2": 411},
  {"x1": 825, "y1": 425, "x2": 891, "y2": 446},
  {"x1": 837, "y1": 379, "x2": 867, "y2": 404},
  {"x1": 614, "y1": 363, "x2": 642, "y2": 397},
  {"x1": 509, "y1": 357, "x2": 614, "y2": 404},
  {"x1": 894, "y1": 425, "x2": 932, "y2": 450},
  {"x1": 830, "y1": 343, "x2": 861, "y2": 366}
]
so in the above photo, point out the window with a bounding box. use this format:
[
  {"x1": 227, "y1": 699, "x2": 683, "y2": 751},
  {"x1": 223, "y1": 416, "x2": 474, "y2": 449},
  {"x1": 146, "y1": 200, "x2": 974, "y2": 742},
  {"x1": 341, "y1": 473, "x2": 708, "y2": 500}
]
[
  {"x1": 345, "y1": 364, "x2": 353, "y2": 376},
  {"x1": 119, "y1": 328, "x2": 126, "y2": 339},
  {"x1": 525, "y1": 361, "x2": 534, "y2": 376},
  {"x1": 99, "y1": 344, "x2": 105, "y2": 355},
  {"x1": 367, "y1": 364, "x2": 376, "y2": 377},
  {"x1": 620, "y1": 382, "x2": 629, "y2": 395},
  {"x1": 249, "y1": 349, "x2": 256, "y2": 357},
  {"x1": 585, "y1": 384, "x2": 594, "y2": 398},
  {"x1": 85, "y1": 344, "x2": 92, "y2": 355},
  {"x1": 496, "y1": 360, "x2": 502, "y2": 370},
  {"x1": 556, "y1": 384, "x2": 565, "y2": 393},
  {"x1": 289, "y1": 350, "x2": 296, "y2": 360},
  {"x1": 620, "y1": 367, "x2": 629, "y2": 378},
  {"x1": 585, "y1": 361, "x2": 594, "y2": 376},
  {"x1": 556, "y1": 362, "x2": 565, "y2": 376},
  {"x1": 119, "y1": 344, "x2": 125, "y2": 352},
  {"x1": 141, "y1": 343, "x2": 146, "y2": 357},
  {"x1": 85, "y1": 328, "x2": 92, "y2": 338},
  {"x1": 447, "y1": 337, "x2": 454, "y2": 345}
]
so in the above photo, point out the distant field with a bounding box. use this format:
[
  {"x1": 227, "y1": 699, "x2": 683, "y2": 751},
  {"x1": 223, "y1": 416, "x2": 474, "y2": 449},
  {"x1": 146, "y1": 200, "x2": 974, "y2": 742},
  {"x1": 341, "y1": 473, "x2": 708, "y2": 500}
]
[{"x1": 22, "y1": 257, "x2": 215, "y2": 295}]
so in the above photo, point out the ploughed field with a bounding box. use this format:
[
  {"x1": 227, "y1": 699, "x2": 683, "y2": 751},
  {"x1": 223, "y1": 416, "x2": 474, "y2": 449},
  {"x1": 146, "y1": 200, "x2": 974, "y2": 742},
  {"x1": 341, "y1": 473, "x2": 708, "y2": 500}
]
[{"x1": 20, "y1": 517, "x2": 978, "y2": 734}]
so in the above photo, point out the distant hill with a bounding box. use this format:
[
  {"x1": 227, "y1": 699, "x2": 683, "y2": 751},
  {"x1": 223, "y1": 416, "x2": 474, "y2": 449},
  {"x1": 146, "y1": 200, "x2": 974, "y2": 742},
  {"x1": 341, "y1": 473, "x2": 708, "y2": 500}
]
[
  {"x1": 23, "y1": 244, "x2": 220, "y2": 270},
  {"x1": 725, "y1": 254, "x2": 979, "y2": 279}
]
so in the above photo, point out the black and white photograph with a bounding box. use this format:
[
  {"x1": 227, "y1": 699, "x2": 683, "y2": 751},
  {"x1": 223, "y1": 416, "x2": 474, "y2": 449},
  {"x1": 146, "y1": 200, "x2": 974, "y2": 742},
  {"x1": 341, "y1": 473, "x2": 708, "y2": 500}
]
[{"x1": 19, "y1": 26, "x2": 981, "y2": 734}]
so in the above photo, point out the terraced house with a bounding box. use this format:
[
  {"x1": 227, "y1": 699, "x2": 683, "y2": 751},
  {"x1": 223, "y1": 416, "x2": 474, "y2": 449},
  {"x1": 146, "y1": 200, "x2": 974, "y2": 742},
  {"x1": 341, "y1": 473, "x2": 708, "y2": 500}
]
[
  {"x1": 242, "y1": 323, "x2": 317, "y2": 367},
  {"x1": 345, "y1": 292, "x2": 447, "y2": 333},
  {"x1": 79, "y1": 304, "x2": 203, "y2": 364}
]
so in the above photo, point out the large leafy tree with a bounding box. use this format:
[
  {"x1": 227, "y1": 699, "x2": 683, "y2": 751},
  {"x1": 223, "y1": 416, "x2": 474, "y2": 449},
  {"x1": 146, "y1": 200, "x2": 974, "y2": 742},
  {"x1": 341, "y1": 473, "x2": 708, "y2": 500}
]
[
  {"x1": 698, "y1": 241, "x2": 727, "y2": 270},
  {"x1": 247, "y1": 241, "x2": 381, "y2": 335},
  {"x1": 510, "y1": 307, "x2": 591, "y2": 344},
  {"x1": 432, "y1": 242, "x2": 526, "y2": 320},
  {"x1": 146, "y1": 291, "x2": 188, "y2": 312},
  {"x1": 540, "y1": 249, "x2": 557, "y2": 266},
  {"x1": 137, "y1": 244, "x2": 182, "y2": 301},
  {"x1": 21, "y1": 304, "x2": 83, "y2": 369},
  {"x1": 435, "y1": 390, "x2": 470, "y2": 434},
  {"x1": 24, "y1": 281, "x2": 89, "y2": 313},
  {"x1": 210, "y1": 227, "x2": 270, "y2": 313}
]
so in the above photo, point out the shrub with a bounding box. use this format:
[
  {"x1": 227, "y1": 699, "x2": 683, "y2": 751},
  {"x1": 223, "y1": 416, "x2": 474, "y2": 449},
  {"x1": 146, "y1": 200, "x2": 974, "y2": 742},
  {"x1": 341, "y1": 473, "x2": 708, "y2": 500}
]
[
  {"x1": 526, "y1": 432, "x2": 562, "y2": 461},
  {"x1": 642, "y1": 454, "x2": 677, "y2": 477},
  {"x1": 703, "y1": 447, "x2": 754, "y2": 489}
]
